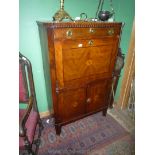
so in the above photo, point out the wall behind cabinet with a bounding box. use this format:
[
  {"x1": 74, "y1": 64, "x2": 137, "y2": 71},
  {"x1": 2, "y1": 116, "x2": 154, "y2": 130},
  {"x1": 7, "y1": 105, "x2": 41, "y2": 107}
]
[{"x1": 19, "y1": 0, "x2": 134, "y2": 113}]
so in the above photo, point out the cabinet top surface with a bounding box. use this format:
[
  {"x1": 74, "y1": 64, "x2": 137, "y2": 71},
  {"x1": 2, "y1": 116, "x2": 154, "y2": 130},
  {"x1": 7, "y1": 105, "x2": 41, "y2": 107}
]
[{"x1": 37, "y1": 21, "x2": 122, "y2": 28}]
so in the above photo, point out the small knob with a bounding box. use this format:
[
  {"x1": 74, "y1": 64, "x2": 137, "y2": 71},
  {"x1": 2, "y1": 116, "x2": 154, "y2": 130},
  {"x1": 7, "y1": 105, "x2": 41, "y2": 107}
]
[
  {"x1": 86, "y1": 98, "x2": 91, "y2": 103},
  {"x1": 108, "y1": 28, "x2": 114, "y2": 35},
  {"x1": 89, "y1": 28, "x2": 95, "y2": 33},
  {"x1": 88, "y1": 40, "x2": 93, "y2": 46},
  {"x1": 66, "y1": 29, "x2": 73, "y2": 37}
]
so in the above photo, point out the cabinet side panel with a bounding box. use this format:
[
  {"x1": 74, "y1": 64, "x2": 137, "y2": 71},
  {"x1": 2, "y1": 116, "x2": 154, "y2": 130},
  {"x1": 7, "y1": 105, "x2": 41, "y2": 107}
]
[{"x1": 46, "y1": 28, "x2": 58, "y2": 117}]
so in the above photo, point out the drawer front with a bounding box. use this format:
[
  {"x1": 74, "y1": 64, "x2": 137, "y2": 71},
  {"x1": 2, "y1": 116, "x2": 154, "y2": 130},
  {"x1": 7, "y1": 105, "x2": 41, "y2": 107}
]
[
  {"x1": 57, "y1": 88, "x2": 86, "y2": 122},
  {"x1": 54, "y1": 27, "x2": 120, "y2": 40},
  {"x1": 62, "y1": 38, "x2": 114, "y2": 49}
]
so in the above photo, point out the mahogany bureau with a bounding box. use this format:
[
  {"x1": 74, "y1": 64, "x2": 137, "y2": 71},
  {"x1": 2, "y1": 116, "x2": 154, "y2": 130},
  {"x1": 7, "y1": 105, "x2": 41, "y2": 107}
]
[{"x1": 37, "y1": 21, "x2": 122, "y2": 135}]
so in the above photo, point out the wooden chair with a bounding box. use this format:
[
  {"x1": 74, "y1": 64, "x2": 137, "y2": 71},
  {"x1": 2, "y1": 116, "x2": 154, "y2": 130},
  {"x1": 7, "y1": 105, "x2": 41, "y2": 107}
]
[{"x1": 19, "y1": 53, "x2": 43, "y2": 155}]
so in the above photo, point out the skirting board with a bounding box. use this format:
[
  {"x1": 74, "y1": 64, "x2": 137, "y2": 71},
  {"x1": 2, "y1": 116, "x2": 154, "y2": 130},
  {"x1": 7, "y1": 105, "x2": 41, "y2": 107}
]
[{"x1": 39, "y1": 109, "x2": 54, "y2": 118}]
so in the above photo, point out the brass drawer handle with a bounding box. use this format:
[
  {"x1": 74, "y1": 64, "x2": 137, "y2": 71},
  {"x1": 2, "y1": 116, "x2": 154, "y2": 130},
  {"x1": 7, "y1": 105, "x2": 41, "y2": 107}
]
[
  {"x1": 66, "y1": 29, "x2": 73, "y2": 37},
  {"x1": 78, "y1": 43, "x2": 83, "y2": 47},
  {"x1": 108, "y1": 28, "x2": 115, "y2": 35},
  {"x1": 89, "y1": 28, "x2": 95, "y2": 33},
  {"x1": 88, "y1": 40, "x2": 93, "y2": 46}
]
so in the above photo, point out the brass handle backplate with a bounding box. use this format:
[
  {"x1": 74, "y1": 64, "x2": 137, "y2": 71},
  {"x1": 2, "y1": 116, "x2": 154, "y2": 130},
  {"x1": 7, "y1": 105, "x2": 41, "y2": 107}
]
[
  {"x1": 88, "y1": 40, "x2": 93, "y2": 46},
  {"x1": 89, "y1": 28, "x2": 95, "y2": 33},
  {"x1": 66, "y1": 29, "x2": 73, "y2": 37},
  {"x1": 108, "y1": 28, "x2": 115, "y2": 35}
]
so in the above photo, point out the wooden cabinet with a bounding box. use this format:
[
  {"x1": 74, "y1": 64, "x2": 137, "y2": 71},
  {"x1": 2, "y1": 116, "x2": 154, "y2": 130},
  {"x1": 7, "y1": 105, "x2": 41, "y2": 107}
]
[{"x1": 37, "y1": 22, "x2": 122, "y2": 135}]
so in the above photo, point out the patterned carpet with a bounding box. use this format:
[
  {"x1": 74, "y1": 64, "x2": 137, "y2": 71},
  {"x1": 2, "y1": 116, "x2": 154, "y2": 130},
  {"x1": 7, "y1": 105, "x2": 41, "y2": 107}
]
[
  {"x1": 36, "y1": 111, "x2": 132, "y2": 155},
  {"x1": 89, "y1": 108, "x2": 135, "y2": 155},
  {"x1": 20, "y1": 108, "x2": 134, "y2": 155}
]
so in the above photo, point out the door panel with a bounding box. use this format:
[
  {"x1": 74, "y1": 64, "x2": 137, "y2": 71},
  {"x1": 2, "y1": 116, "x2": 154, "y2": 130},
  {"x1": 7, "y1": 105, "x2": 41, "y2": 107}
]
[
  {"x1": 86, "y1": 79, "x2": 112, "y2": 113},
  {"x1": 58, "y1": 88, "x2": 86, "y2": 122},
  {"x1": 63, "y1": 46, "x2": 112, "y2": 82}
]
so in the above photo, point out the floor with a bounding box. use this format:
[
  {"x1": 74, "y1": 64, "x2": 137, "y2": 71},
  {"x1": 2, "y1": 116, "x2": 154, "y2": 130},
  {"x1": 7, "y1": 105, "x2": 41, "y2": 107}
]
[
  {"x1": 88, "y1": 105, "x2": 135, "y2": 155},
  {"x1": 20, "y1": 105, "x2": 135, "y2": 155}
]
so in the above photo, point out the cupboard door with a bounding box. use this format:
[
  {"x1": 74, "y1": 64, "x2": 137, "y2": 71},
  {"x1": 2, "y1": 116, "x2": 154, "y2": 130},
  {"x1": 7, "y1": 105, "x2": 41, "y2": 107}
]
[
  {"x1": 86, "y1": 79, "x2": 112, "y2": 113},
  {"x1": 57, "y1": 88, "x2": 86, "y2": 122}
]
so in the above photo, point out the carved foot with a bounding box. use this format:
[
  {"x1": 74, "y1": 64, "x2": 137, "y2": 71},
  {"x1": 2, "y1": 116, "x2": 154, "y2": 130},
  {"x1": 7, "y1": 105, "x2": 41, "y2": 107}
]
[
  {"x1": 102, "y1": 109, "x2": 107, "y2": 116},
  {"x1": 55, "y1": 124, "x2": 61, "y2": 135}
]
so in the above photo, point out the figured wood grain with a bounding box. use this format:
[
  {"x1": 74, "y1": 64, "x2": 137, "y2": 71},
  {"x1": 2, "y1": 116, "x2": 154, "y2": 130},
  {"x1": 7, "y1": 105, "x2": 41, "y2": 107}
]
[
  {"x1": 58, "y1": 88, "x2": 86, "y2": 122},
  {"x1": 86, "y1": 79, "x2": 112, "y2": 113},
  {"x1": 63, "y1": 46, "x2": 112, "y2": 81},
  {"x1": 54, "y1": 41, "x2": 64, "y2": 89},
  {"x1": 37, "y1": 21, "x2": 122, "y2": 135}
]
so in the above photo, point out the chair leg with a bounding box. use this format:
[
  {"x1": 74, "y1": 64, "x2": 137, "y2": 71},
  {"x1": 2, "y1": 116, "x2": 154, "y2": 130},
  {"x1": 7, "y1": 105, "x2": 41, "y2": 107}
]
[
  {"x1": 39, "y1": 118, "x2": 44, "y2": 131},
  {"x1": 34, "y1": 119, "x2": 43, "y2": 145},
  {"x1": 24, "y1": 137, "x2": 35, "y2": 155},
  {"x1": 33, "y1": 119, "x2": 44, "y2": 155}
]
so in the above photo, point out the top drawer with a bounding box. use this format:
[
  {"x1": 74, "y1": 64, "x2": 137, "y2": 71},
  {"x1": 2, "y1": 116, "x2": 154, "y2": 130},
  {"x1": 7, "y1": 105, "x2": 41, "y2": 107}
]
[{"x1": 53, "y1": 27, "x2": 121, "y2": 40}]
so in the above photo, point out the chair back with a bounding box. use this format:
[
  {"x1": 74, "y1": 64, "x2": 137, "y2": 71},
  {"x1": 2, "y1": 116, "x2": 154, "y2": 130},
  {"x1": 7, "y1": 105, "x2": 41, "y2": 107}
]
[
  {"x1": 19, "y1": 60, "x2": 29, "y2": 102},
  {"x1": 19, "y1": 53, "x2": 37, "y2": 110}
]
